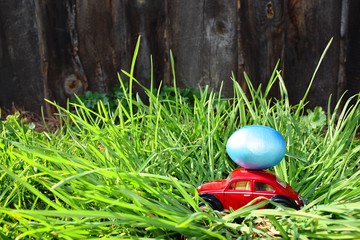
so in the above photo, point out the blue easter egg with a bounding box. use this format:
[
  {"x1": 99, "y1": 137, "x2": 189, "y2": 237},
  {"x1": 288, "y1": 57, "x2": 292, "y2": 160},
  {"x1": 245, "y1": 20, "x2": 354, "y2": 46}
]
[{"x1": 226, "y1": 125, "x2": 286, "y2": 170}]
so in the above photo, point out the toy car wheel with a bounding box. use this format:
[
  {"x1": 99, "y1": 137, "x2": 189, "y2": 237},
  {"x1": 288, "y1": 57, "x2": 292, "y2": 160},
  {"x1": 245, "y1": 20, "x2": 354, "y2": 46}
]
[
  {"x1": 266, "y1": 195, "x2": 300, "y2": 210},
  {"x1": 267, "y1": 200, "x2": 291, "y2": 210},
  {"x1": 198, "y1": 201, "x2": 212, "y2": 211},
  {"x1": 199, "y1": 194, "x2": 223, "y2": 211}
]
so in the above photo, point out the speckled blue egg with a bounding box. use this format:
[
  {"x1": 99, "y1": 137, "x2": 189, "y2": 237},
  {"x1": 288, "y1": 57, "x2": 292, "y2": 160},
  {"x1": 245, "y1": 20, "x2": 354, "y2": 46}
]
[{"x1": 226, "y1": 125, "x2": 286, "y2": 170}]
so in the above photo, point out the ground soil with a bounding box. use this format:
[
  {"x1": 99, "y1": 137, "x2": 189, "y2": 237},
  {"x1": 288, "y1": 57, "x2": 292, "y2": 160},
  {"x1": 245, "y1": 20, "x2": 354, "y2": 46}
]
[{"x1": 1, "y1": 105, "x2": 60, "y2": 132}]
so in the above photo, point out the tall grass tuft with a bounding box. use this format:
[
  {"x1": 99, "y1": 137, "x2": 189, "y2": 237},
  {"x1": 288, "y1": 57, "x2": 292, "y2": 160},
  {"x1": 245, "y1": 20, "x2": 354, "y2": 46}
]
[{"x1": 0, "y1": 38, "x2": 359, "y2": 239}]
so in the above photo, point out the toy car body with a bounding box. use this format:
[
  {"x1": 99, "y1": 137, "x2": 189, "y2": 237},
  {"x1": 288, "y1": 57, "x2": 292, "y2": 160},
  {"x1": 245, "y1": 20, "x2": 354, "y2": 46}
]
[{"x1": 197, "y1": 168, "x2": 303, "y2": 211}]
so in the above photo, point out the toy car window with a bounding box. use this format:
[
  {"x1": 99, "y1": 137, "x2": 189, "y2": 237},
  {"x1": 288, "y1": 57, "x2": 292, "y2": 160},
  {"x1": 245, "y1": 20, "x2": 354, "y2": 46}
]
[
  {"x1": 230, "y1": 181, "x2": 251, "y2": 191},
  {"x1": 255, "y1": 182, "x2": 274, "y2": 192}
]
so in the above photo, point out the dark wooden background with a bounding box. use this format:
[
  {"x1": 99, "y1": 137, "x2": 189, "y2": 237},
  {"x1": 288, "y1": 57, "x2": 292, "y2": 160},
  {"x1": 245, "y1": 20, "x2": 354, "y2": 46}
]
[{"x1": 0, "y1": 0, "x2": 359, "y2": 115}]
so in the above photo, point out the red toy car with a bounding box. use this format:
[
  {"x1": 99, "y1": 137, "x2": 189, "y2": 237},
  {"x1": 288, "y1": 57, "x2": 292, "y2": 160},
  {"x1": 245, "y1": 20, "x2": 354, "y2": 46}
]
[{"x1": 197, "y1": 168, "x2": 303, "y2": 211}]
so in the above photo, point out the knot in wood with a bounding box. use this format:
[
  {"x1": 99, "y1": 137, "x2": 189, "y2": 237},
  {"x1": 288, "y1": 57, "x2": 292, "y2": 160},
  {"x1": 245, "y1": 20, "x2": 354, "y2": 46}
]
[
  {"x1": 266, "y1": 1, "x2": 274, "y2": 19},
  {"x1": 215, "y1": 20, "x2": 228, "y2": 35},
  {"x1": 64, "y1": 74, "x2": 83, "y2": 95}
]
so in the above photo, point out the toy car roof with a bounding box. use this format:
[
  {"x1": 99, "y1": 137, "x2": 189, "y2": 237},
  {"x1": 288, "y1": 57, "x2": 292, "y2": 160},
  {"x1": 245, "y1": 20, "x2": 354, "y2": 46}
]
[{"x1": 229, "y1": 168, "x2": 278, "y2": 182}]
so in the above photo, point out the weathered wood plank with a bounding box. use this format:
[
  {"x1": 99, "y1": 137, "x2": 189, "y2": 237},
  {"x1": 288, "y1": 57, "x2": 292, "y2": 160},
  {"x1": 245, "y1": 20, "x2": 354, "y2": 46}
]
[
  {"x1": 0, "y1": 1, "x2": 44, "y2": 112},
  {"x1": 125, "y1": 0, "x2": 166, "y2": 101},
  {"x1": 167, "y1": 1, "x2": 204, "y2": 89},
  {"x1": 346, "y1": 0, "x2": 360, "y2": 99},
  {"x1": 0, "y1": 0, "x2": 358, "y2": 114},
  {"x1": 285, "y1": 0, "x2": 342, "y2": 109},
  {"x1": 239, "y1": 0, "x2": 286, "y2": 98},
  {"x1": 76, "y1": 0, "x2": 116, "y2": 93},
  {"x1": 36, "y1": 0, "x2": 88, "y2": 114},
  {"x1": 167, "y1": 0, "x2": 237, "y2": 97}
]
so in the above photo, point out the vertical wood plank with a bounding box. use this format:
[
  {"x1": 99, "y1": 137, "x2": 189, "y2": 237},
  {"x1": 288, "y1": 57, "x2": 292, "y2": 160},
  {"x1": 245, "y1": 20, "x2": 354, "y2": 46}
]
[
  {"x1": 167, "y1": 1, "x2": 204, "y2": 88},
  {"x1": 337, "y1": 0, "x2": 349, "y2": 101},
  {"x1": 285, "y1": 0, "x2": 341, "y2": 109},
  {"x1": 168, "y1": 0, "x2": 237, "y2": 97},
  {"x1": 36, "y1": 0, "x2": 87, "y2": 113},
  {"x1": 201, "y1": 0, "x2": 238, "y2": 97},
  {"x1": 125, "y1": 0, "x2": 166, "y2": 101},
  {"x1": 76, "y1": 0, "x2": 116, "y2": 92},
  {"x1": 346, "y1": 0, "x2": 360, "y2": 99},
  {"x1": 0, "y1": 1, "x2": 44, "y2": 112},
  {"x1": 238, "y1": 0, "x2": 286, "y2": 98}
]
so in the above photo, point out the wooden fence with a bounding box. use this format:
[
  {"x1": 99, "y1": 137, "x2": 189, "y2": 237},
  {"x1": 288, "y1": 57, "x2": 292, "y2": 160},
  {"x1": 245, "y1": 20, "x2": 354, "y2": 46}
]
[{"x1": 0, "y1": 0, "x2": 359, "y2": 115}]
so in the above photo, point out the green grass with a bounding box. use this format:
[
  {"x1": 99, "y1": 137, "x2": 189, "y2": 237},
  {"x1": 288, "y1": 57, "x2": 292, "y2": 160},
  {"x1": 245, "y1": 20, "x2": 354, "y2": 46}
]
[{"x1": 0, "y1": 38, "x2": 359, "y2": 239}]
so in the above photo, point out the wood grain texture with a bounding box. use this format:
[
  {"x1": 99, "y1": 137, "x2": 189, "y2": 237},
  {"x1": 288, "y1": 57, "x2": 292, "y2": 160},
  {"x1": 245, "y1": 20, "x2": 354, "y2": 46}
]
[
  {"x1": 167, "y1": 0, "x2": 237, "y2": 97},
  {"x1": 76, "y1": 0, "x2": 115, "y2": 93},
  {"x1": 285, "y1": 0, "x2": 341, "y2": 109},
  {"x1": 0, "y1": 0, "x2": 357, "y2": 113},
  {"x1": 0, "y1": 1, "x2": 44, "y2": 112},
  {"x1": 346, "y1": 0, "x2": 360, "y2": 99},
  {"x1": 125, "y1": 0, "x2": 166, "y2": 101},
  {"x1": 239, "y1": 0, "x2": 285, "y2": 98}
]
